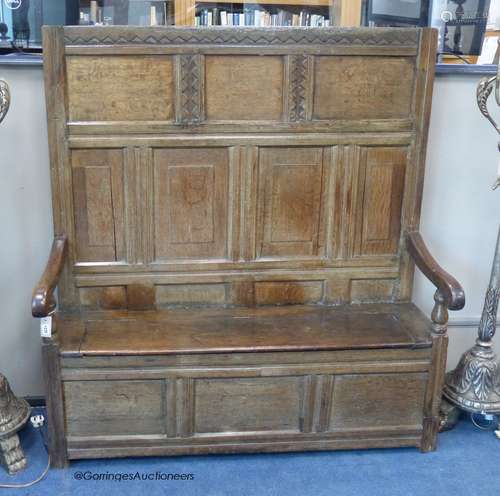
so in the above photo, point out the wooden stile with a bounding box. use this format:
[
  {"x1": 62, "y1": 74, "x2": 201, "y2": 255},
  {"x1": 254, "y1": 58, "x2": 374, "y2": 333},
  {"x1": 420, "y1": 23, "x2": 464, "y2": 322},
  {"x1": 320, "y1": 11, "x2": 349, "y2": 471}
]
[{"x1": 33, "y1": 26, "x2": 465, "y2": 466}]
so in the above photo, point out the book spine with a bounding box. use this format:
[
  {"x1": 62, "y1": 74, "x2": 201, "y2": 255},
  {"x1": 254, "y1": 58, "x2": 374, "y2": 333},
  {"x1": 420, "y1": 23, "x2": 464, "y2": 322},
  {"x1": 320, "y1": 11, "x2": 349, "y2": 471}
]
[
  {"x1": 150, "y1": 5, "x2": 157, "y2": 26},
  {"x1": 90, "y1": 0, "x2": 97, "y2": 24}
]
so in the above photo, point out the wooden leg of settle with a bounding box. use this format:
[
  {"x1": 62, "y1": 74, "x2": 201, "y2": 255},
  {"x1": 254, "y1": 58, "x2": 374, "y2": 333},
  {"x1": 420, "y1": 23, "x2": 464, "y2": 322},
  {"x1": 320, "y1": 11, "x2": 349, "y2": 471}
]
[
  {"x1": 421, "y1": 333, "x2": 449, "y2": 452},
  {"x1": 42, "y1": 340, "x2": 68, "y2": 468}
]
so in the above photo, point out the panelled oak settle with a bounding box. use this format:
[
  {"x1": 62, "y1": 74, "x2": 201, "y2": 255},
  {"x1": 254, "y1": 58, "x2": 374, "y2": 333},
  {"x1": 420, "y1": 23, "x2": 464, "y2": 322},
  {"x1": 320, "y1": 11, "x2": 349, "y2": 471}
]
[{"x1": 33, "y1": 26, "x2": 465, "y2": 467}]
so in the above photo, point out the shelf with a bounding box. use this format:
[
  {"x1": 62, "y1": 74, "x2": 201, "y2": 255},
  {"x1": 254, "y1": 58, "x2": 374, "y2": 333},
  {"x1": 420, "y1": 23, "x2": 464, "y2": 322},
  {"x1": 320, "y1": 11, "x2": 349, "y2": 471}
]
[{"x1": 196, "y1": 0, "x2": 330, "y2": 5}]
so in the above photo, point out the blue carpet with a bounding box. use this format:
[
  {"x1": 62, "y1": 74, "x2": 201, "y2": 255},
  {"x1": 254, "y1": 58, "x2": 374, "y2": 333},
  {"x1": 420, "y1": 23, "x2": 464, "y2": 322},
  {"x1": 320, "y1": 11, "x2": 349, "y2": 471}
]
[{"x1": 0, "y1": 407, "x2": 498, "y2": 496}]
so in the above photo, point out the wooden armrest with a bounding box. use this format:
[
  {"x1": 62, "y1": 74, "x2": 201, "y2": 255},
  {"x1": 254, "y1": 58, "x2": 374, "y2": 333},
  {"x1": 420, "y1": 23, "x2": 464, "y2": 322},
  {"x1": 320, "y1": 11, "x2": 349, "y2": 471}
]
[
  {"x1": 32, "y1": 234, "x2": 68, "y2": 318},
  {"x1": 406, "y1": 231, "x2": 465, "y2": 311}
]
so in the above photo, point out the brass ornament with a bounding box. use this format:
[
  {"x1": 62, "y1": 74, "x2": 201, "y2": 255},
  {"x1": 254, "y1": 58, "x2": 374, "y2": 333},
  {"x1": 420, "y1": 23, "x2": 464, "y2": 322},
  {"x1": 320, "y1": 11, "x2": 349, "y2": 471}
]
[
  {"x1": 443, "y1": 232, "x2": 500, "y2": 414},
  {"x1": 0, "y1": 79, "x2": 10, "y2": 125},
  {"x1": 442, "y1": 44, "x2": 500, "y2": 418},
  {"x1": 0, "y1": 374, "x2": 30, "y2": 474}
]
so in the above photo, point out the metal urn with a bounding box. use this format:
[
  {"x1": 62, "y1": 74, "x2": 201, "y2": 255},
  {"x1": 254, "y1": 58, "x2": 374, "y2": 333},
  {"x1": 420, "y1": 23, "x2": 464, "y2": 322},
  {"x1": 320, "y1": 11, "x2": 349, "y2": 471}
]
[
  {"x1": 442, "y1": 44, "x2": 500, "y2": 421},
  {"x1": 0, "y1": 374, "x2": 30, "y2": 474},
  {"x1": 0, "y1": 79, "x2": 10, "y2": 125},
  {"x1": 0, "y1": 80, "x2": 31, "y2": 474},
  {"x1": 443, "y1": 231, "x2": 500, "y2": 414}
]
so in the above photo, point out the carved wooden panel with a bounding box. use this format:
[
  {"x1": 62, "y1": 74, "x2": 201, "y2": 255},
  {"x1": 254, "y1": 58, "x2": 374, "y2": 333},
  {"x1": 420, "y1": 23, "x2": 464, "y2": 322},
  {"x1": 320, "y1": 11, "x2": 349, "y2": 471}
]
[
  {"x1": 254, "y1": 281, "x2": 324, "y2": 305},
  {"x1": 287, "y1": 54, "x2": 313, "y2": 122},
  {"x1": 47, "y1": 27, "x2": 435, "y2": 310},
  {"x1": 256, "y1": 147, "x2": 327, "y2": 259},
  {"x1": 193, "y1": 377, "x2": 302, "y2": 434},
  {"x1": 71, "y1": 149, "x2": 126, "y2": 263},
  {"x1": 79, "y1": 286, "x2": 127, "y2": 310},
  {"x1": 205, "y1": 56, "x2": 283, "y2": 121},
  {"x1": 352, "y1": 147, "x2": 407, "y2": 257},
  {"x1": 350, "y1": 279, "x2": 395, "y2": 302},
  {"x1": 66, "y1": 55, "x2": 174, "y2": 122},
  {"x1": 176, "y1": 54, "x2": 204, "y2": 124},
  {"x1": 64, "y1": 380, "x2": 165, "y2": 436},
  {"x1": 153, "y1": 148, "x2": 230, "y2": 260},
  {"x1": 63, "y1": 26, "x2": 420, "y2": 47},
  {"x1": 156, "y1": 284, "x2": 227, "y2": 304},
  {"x1": 325, "y1": 277, "x2": 397, "y2": 304},
  {"x1": 329, "y1": 373, "x2": 427, "y2": 429},
  {"x1": 313, "y1": 56, "x2": 415, "y2": 120}
]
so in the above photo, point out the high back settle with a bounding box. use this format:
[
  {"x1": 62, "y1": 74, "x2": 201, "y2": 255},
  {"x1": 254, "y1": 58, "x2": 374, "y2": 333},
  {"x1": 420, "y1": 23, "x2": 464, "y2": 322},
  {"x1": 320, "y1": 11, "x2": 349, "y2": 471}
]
[{"x1": 32, "y1": 26, "x2": 464, "y2": 466}]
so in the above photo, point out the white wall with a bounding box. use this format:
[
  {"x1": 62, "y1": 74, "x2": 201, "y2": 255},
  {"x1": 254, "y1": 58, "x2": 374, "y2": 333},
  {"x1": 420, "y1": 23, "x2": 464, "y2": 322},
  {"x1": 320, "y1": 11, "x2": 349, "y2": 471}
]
[
  {"x1": 414, "y1": 74, "x2": 500, "y2": 369},
  {"x1": 0, "y1": 67, "x2": 498, "y2": 396},
  {"x1": 0, "y1": 67, "x2": 53, "y2": 397}
]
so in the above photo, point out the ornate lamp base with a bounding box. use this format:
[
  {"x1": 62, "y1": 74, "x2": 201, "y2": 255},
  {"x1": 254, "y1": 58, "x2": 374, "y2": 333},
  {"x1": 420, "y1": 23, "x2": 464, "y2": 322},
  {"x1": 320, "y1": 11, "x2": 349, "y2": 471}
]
[
  {"x1": 0, "y1": 434, "x2": 28, "y2": 475},
  {"x1": 441, "y1": 42, "x2": 500, "y2": 430},
  {"x1": 0, "y1": 375, "x2": 30, "y2": 475},
  {"x1": 443, "y1": 341, "x2": 500, "y2": 414},
  {"x1": 442, "y1": 226, "x2": 500, "y2": 425},
  {"x1": 439, "y1": 397, "x2": 462, "y2": 431}
]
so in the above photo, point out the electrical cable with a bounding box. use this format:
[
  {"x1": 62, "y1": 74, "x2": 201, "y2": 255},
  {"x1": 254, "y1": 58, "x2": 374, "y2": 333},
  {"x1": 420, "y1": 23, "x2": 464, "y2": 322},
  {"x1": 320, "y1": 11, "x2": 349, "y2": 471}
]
[
  {"x1": 437, "y1": 51, "x2": 472, "y2": 64},
  {"x1": 0, "y1": 415, "x2": 50, "y2": 489},
  {"x1": 470, "y1": 411, "x2": 499, "y2": 431}
]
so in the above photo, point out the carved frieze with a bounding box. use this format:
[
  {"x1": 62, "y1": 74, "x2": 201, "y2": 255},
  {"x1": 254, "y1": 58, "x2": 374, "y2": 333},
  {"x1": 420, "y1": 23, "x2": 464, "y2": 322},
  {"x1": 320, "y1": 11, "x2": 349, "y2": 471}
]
[
  {"x1": 288, "y1": 55, "x2": 310, "y2": 122},
  {"x1": 64, "y1": 27, "x2": 420, "y2": 47},
  {"x1": 177, "y1": 54, "x2": 203, "y2": 124}
]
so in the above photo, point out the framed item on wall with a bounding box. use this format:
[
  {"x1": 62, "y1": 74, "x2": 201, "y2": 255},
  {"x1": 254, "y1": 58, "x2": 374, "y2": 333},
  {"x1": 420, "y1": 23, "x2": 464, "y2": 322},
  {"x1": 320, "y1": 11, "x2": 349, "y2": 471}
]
[
  {"x1": 366, "y1": 0, "x2": 430, "y2": 26},
  {"x1": 440, "y1": 0, "x2": 491, "y2": 56}
]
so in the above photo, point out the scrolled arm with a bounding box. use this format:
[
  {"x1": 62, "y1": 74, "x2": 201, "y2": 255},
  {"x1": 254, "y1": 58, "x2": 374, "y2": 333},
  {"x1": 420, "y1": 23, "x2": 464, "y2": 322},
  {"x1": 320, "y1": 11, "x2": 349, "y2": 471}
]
[
  {"x1": 32, "y1": 234, "x2": 68, "y2": 318},
  {"x1": 406, "y1": 231, "x2": 465, "y2": 311}
]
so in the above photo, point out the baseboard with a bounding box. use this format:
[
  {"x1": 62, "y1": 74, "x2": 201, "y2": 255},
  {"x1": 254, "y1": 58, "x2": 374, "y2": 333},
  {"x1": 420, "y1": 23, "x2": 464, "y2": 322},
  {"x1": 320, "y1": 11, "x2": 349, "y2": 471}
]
[
  {"x1": 448, "y1": 318, "x2": 499, "y2": 328},
  {"x1": 25, "y1": 396, "x2": 46, "y2": 407}
]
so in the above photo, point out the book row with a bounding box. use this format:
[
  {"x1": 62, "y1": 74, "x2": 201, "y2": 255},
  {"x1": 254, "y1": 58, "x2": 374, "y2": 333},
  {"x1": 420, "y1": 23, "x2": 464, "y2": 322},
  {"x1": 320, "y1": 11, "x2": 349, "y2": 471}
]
[{"x1": 196, "y1": 8, "x2": 330, "y2": 27}]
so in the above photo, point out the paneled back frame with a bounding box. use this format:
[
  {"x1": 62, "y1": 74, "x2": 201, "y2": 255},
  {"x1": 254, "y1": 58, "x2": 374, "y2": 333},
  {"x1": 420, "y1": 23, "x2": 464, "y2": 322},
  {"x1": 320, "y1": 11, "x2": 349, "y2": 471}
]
[{"x1": 43, "y1": 26, "x2": 437, "y2": 312}]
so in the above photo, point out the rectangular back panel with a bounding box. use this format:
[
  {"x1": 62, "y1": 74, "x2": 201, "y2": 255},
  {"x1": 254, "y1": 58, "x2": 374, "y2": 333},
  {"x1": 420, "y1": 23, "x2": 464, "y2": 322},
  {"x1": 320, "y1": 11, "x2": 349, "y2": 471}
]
[{"x1": 43, "y1": 26, "x2": 436, "y2": 309}]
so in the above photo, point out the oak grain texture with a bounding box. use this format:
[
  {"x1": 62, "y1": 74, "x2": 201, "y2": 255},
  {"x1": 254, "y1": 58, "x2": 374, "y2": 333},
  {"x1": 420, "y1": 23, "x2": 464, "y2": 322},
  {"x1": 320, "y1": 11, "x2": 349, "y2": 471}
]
[
  {"x1": 56, "y1": 303, "x2": 431, "y2": 356},
  {"x1": 71, "y1": 149, "x2": 126, "y2": 262},
  {"x1": 42, "y1": 341, "x2": 68, "y2": 467},
  {"x1": 64, "y1": 380, "x2": 166, "y2": 436},
  {"x1": 36, "y1": 26, "x2": 458, "y2": 461},
  {"x1": 32, "y1": 235, "x2": 68, "y2": 317},
  {"x1": 67, "y1": 55, "x2": 174, "y2": 122},
  {"x1": 205, "y1": 55, "x2": 284, "y2": 121},
  {"x1": 153, "y1": 147, "x2": 229, "y2": 260},
  {"x1": 406, "y1": 232, "x2": 465, "y2": 310},
  {"x1": 313, "y1": 56, "x2": 414, "y2": 120}
]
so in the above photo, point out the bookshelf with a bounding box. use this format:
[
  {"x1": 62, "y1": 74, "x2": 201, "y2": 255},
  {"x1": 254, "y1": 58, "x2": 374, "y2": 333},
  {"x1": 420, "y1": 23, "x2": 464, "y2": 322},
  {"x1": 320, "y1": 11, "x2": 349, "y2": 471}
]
[
  {"x1": 176, "y1": 0, "x2": 360, "y2": 27},
  {"x1": 76, "y1": 0, "x2": 361, "y2": 28},
  {"x1": 196, "y1": 0, "x2": 330, "y2": 5},
  {"x1": 78, "y1": 1, "x2": 175, "y2": 26},
  {"x1": 194, "y1": 3, "x2": 331, "y2": 27}
]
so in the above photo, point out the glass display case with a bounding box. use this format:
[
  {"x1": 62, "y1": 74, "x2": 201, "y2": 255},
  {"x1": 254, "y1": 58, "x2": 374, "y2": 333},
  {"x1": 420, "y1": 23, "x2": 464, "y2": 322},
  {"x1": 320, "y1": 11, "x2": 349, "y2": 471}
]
[
  {"x1": 0, "y1": 0, "x2": 498, "y2": 69},
  {"x1": 77, "y1": 0, "x2": 174, "y2": 26},
  {"x1": 0, "y1": 0, "x2": 70, "y2": 51},
  {"x1": 429, "y1": 0, "x2": 492, "y2": 59},
  {"x1": 0, "y1": 0, "x2": 360, "y2": 49}
]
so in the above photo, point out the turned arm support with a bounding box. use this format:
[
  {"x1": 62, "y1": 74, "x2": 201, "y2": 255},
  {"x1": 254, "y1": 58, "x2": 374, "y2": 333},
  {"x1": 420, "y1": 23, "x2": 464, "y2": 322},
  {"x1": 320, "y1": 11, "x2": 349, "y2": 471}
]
[
  {"x1": 406, "y1": 232, "x2": 465, "y2": 332},
  {"x1": 32, "y1": 234, "x2": 68, "y2": 318}
]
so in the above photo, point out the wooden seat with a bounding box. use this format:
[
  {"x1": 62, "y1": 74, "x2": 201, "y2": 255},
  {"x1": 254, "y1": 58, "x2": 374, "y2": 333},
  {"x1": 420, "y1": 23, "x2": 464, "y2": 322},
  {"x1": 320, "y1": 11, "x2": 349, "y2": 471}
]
[
  {"x1": 33, "y1": 26, "x2": 466, "y2": 466},
  {"x1": 58, "y1": 303, "x2": 432, "y2": 356}
]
